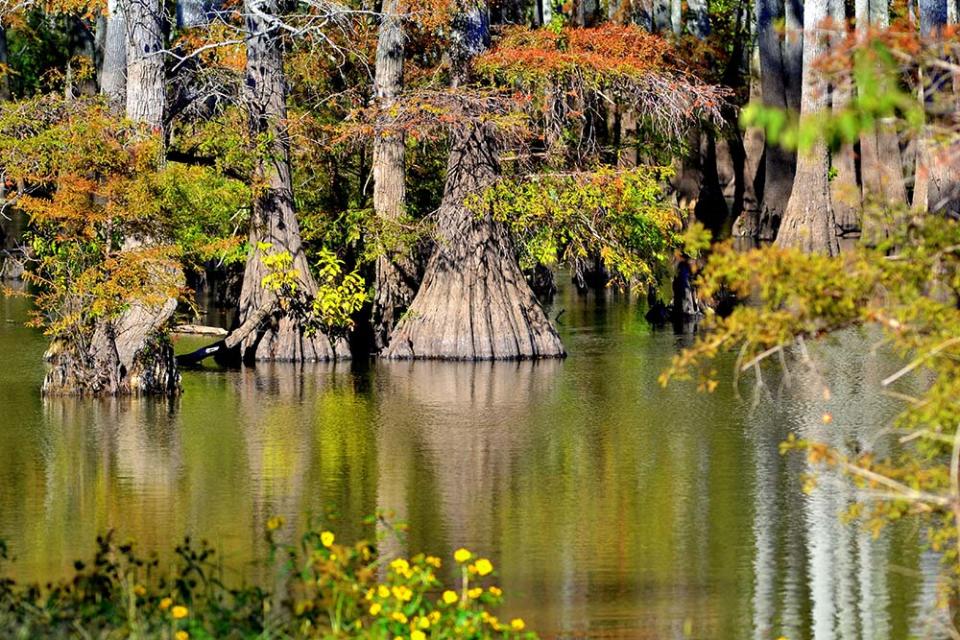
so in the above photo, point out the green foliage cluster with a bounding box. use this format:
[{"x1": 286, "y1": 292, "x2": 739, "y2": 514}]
[
  {"x1": 663, "y1": 29, "x2": 960, "y2": 614},
  {"x1": 471, "y1": 166, "x2": 680, "y2": 287},
  {"x1": 0, "y1": 522, "x2": 536, "y2": 639},
  {"x1": 0, "y1": 96, "x2": 248, "y2": 340},
  {"x1": 258, "y1": 243, "x2": 368, "y2": 340}
]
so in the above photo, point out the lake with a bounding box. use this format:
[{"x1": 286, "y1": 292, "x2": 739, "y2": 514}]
[{"x1": 0, "y1": 281, "x2": 944, "y2": 639}]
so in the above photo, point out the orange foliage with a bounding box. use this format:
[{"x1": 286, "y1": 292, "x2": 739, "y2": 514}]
[{"x1": 475, "y1": 24, "x2": 672, "y2": 81}]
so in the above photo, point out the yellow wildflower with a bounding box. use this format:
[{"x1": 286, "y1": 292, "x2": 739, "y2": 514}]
[
  {"x1": 488, "y1": 586, "x2": 502, "y2": 597},
  {"x1": 171, "y1": 605, "x2": 188, "y2": 619},
  {"x1": 159, "y1": 597, "x2": 172, "y2": 610},
  {"x1": 511, "y1": 618, "x2": 525, "y2": 631},
  {"x1": 378, "y1": 585, "x2": 391, "y2": 598},
  {"x1": 418, "y1": 616, "x2": 431, "y2": 629},
  {"x1": 369, "y1": 603, "x2": 382, "y2": 615},
  {"x1": 365, "y1": 588, "x2": 375, "y2": 601},
  {"x1": 133, "y1": 584, "x2": 146, "y2": 597},
  {"x1": 411, "y1": 631, "x2": 426, "y2": 640},
  {"x1": 320, "y1": 531, "x2": 335, "y2": 548},
  {"x1": 468, "y1": 587, "x2": 483, "y2": 599},
  {"x1": 474, "y1": 558, "x2": 493, "y2": 576},
  {"x1": 442, "y1": 590, "x2": 459, "y2": 605},
  {"x1": 266, "y1": 516, "x2": 284, "y2": 530},
  {"x1": 454, "y1": 548, "x2": 472, "y2": 563},
  {"x1": 426, "y1": 555, "x2": 442, "y2": 568},
  {"x1": 391, "y1": 611, "x2": 408, "y2": 624},
  {"x1": 429, "y1": 611, "x2": 441, "y2": 623},
  {"x1": 392, "y1": 585, "x2": 413, "y2": 602},
  {"x1": 175, "y1": 632, "x2": 189, "y2": 640},
  {"x1": 390, "y1": 558, "x2": 409, "y2": 573}
]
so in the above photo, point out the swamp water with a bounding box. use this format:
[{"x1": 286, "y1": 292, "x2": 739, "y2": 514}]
[{"x1": 0, "y1": 283, "x2": 946, "y2": 638}]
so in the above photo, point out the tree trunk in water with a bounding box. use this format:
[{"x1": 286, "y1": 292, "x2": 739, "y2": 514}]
[
  {"x1": 856, "y1": 0, "x2": 907, "y2": 243},
  {"x1": 384, "y1": 123, "x2": 564, "y2": 360},
  {"x1": 236, "y1": 0, "x2": 348, "y2": 362},
  {"x1": 44, "y1": 0, "x2": 181, "y2": 395},
  {"x1": 754, "y1": 0, "x2": 802, "y2": 240},
  {"x1": 829, "y1": 0, "x2": 861, "y2": 235},
  {"x1": 100, "y1": 0, "x2": 126, "y2": 108},
  {"x1": 775, "y1": 0, "x2": 839, "y2": 254},
  {"x1": 372, "y1": 0, "x2": 416, "y2": 351}
]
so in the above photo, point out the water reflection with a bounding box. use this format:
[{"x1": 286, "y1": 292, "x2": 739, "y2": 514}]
[{"x1": 0, "y1": 288, "x2": 944, "y2": 638}]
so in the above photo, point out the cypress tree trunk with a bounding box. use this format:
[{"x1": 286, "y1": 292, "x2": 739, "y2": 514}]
[
  {"x1": 372, "y1": 0, "x2": 416, "y2": 351},
  {"x1": 384, "y1": 123, "x2": 564, "y2": 360},
  {"x1": 124, "y1": 0, "x2": 166, "y2": 129},
  {"x1": 384, "y1": 2, "x2": 563, "y2": 360},
  {"x1": 733, "y1": 25, "x2": 766, "y2": 238},
  {"x1": 775, "y1": 0, "x2": 840, "y2": 255},
  {"x1": 44, "y1": 0, "x2": 182, "y2": 395},
  {"x1": 829, "y1": 0, "x2": 861, "y2": 235},
  {"x1": 235, "y1": 0, "x2": 349, "y2": 362},
  {"x1": 753, "y1": 0, "x2": 802, "y2": 240},
  {"x1": 100, "y1": 0, "x2": 126, "y2": 108},
  {"x1": 856, "y1": 0, "x2": 908, "y2": 243}
]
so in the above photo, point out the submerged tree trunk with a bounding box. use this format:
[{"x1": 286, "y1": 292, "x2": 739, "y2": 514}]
[
  {"x1": 384, "y1": 1, "x2": 562, "y2": 360},
  {"x1": 235, "y1": 0, "x2": 348, "y2": 362},
  {"x1": 384, "y1": 123, "x2": 564, "y2": 360},
  {"x1": 44, "y1": 0, "x2": 181, "y2": 395},
  {"x1": 372, "y1": 0, "x2": 416, "y2": 351},
  {"x1": 776, "y1": 0, "x2": 839, "y2": 255}
]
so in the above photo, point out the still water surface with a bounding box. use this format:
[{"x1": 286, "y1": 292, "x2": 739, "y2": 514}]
[{"x1": 0, "y1": 284, "x2": 945, "y2": 639}]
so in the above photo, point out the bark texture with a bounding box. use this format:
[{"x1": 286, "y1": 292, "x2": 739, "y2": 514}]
[
  {"x1": 776, "y1": 0, "x2": 839, "y2": 255},
  {"x1": 44, "y1": 0, "x2": 181, "y2": 395},
  {"x1": 732, "y1": 39, "x2": 766, "y2": 237},
  {"x1": 384, "y1": 123, "x2": 564, "y2": 360},
  {"x1": 855, "y1": 0, "x2": 907, "y2": 243},
  {"x1": 236, "y1": 0, "x2": 348, "y2": 362},
  {"x1": 124, "y1": 0, "x2": 166, "y2": 129},
  {"x1": 100, "y1": 0, "x2": 127, "y2": 108},
  {"x1": 372, "y1": 0, "x2": 416, "y2": 351},
  {"x1": 829, "y1": 0, "x2": 861, "y2": 234},
  {"x1": 752, "y1": 0, "x2": 802, "y2": 240}
]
